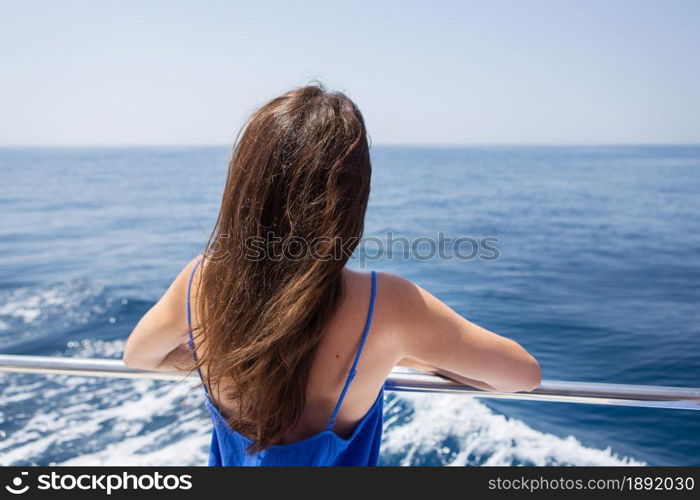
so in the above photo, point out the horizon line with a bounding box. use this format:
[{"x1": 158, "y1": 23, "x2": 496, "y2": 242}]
[{"x1": 1, "y1": 141, "x2": 700, "y2": 149}]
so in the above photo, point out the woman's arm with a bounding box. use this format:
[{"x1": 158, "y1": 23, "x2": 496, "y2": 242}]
[
  {"x1": 123, "y1": 257, "x2": 200, "y2": 371},
  {"x1": 385, "y1": 274, "x2": 541, "y2": 393},
  {"x1": 397, "y1": 357, "x2": 500, "y2": 391}
]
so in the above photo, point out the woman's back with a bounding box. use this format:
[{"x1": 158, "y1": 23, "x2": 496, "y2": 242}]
[{"x1": 188, "y1": 261, "x2": 387, "y2": 465}]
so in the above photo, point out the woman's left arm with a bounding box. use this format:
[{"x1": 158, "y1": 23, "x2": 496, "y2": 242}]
[{"x1": 123, "y1": 257, "x2": 200, "y2": 371}]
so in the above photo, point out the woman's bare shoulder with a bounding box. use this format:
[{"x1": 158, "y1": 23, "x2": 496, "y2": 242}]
[
  {"x1": 343, "y1": 268, "x2": 417, "y2": 292},
  {"x1": 341, "y1": 268, "x2": 427, "y2": 333},
  {"x1": 342, "y1": 269, "x2": 421, "y2": 303}
]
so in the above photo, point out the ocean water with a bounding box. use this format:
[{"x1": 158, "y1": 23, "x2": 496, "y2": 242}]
[{"x1": 0, "y1": 145, "x2": 698, "y2": 466}]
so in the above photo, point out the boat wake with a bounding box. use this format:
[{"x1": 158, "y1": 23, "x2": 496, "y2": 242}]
[{"x1": 382, "y1": 393, "x2": 644, "y2": 466}]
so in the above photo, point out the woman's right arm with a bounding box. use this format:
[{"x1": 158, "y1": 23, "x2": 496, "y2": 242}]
[{"x1": 383, "y1": 273, "x2": 541, "y2": 393}]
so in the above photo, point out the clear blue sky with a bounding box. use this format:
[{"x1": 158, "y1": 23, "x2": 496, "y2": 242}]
[{"x1": 1, "y1": 0, "x2": 699, "y2": 146}]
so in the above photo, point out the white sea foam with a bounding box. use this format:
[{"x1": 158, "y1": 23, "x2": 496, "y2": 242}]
[
  {"x1": 0, "y1": 371, "x2": 209, "y2": 466},
  {"x1": 60, "y1": 419, "x2": 210, "y2": 466},
  {"x1": 381, "y1": 393, "x2": 645, "y2": 466},
  {"x1": 0, "y1": 280, "x2": 107, "y2": 347},
  {"x1": 0, "y1": 280, "x2": 104, "y2": 324}
]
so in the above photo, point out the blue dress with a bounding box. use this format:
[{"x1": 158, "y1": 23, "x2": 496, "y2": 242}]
[{"x1": 186, "y1": 260, "x2": 383, "y2": 466}]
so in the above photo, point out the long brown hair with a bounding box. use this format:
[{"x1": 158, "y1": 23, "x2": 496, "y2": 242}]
[{"x1": 193, "y1": 84, "x2": 371, "y2": 452}]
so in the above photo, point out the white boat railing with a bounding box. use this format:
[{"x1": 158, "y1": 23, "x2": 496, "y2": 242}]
[{"x1": 1, "y1": 354, "x2": 699, "y2": 410}]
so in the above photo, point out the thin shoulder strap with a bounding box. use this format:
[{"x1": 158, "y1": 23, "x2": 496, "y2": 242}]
[
  {"x1": 327, "y1": 270, "x2": 377, "y2": 431},
  {"x1": 186, "y1": 256, "x2": 209, "y2": 397}
]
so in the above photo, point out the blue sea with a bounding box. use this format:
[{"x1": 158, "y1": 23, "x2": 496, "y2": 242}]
[{"x1": 0, "y1": 145, "x2": 698, "y2": 466}]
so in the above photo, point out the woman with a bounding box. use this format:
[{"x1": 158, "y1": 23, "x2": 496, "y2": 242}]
[{"x1": 123, "y1": 84, "x2": 541, "y2": 466}]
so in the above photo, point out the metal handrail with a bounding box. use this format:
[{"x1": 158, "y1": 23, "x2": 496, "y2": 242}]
[{"x1": 1, "y1": 354, "x2": 699, "y2": 410}]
